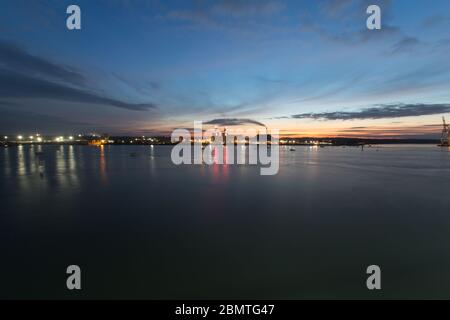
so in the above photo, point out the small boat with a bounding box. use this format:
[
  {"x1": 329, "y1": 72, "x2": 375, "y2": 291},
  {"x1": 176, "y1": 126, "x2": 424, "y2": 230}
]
[{"x1": 289, "y1": 148, "x2": 296, "y2": 151}]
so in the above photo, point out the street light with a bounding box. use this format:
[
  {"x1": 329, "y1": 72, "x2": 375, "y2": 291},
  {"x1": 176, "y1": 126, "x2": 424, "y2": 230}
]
[{"x1": 17, "y1": 135, "x2": 23, "y2": 140}]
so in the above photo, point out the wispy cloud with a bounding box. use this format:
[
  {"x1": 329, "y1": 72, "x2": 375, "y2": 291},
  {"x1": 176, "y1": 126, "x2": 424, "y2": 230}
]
[
  {"x1": 165, "y1": 0, "x2": 284, "y2": 23},
  {"x1": 211, "y1": 0, "x2": 285, "y2": 17},
  {"x1": 422, "y1": 15, "x2": 450, "y2": 28},
  {"x1": 322, "y1": 0, "x2": 354, "y2": 17},
  {"x1": 291, "y1": 103, "x2": 450, "y2": 120},
  {"x1": 388, "y1": 37, "x2": 424, "y2": 55},
  {"x1": 0, "y1": 69, "x2": 157, "y2": 111},
  {"x1": 204, "y1": 118, "x2": 266, "y2": 127},
  {"x1": 158, "y1": 0, "x2": 286, "y2": 35},
  {"x1": 0, "y1": 40, "x2": 85, "y2": 86},
  {"x1": 0, "y1": 40, "x2": 157, "y2": 111},
  {"x1": 300, "y1": 0, "x2": 398, "y2": 46},
  {"x1": 335, "y1": 124, "x2": 442, "y2": 139}
]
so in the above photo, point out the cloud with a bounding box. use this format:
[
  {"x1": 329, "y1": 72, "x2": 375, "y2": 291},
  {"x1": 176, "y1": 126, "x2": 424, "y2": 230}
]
[
  {"x1": 0, "y1": 40, "x2": 85, "y2": 86},
  {"x1": 291, "y1": 103, "x2": 450, "y2": 120},
  {"x1": 389, "y1": 37, "x2": 423, "y2": 55},
  {"x1": 435, "y1": 38, "x2": 450, "y2": 49},
  {"x1": 299, "y1": 19, "x2": 399, "y2": 46},
  {"x1": 322, "y1": 0, "x2": 354, "y2": 16},
  {"x1": 422, "y1": 15, "x2": 450, "y2": 28},
  {"x1": 160, "y1": 0, "x2": 285, "y2": 32},
  {"x1": 321, "y1": 0, "x2": 393, "y2": 17},
  {"x1": 204, "y1": 118, "x2": 266, "y2": 127},
  {"x1": 335, "y1": 124, "x2": 442, "y2": 139},
  {"x1": 299, "y1": 0, "x2": 399, "y2": 46},
  {"x1": 211, "y1": 0, "x2": 285, "y2": 17},
  {"x1": 0, "y1": 40, "x2": 157, "y2": 111},
  {"x1": 0, "y1": 70, "x2": 157, "y2": 111}
]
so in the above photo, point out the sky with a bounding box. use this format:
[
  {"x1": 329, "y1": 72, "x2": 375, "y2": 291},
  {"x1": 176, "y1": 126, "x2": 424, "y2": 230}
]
[{"x1": 1, "y1": 0, "x2": 450, "y2": 138}]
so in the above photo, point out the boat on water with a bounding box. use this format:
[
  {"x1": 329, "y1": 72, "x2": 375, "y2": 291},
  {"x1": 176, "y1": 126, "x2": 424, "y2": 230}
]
[
  {"x1": 439, "y1": 117, "x2": 449, "y2": 147},
  {"x1": 290, "y1": 148, "x2": 296, "y2": 151}
]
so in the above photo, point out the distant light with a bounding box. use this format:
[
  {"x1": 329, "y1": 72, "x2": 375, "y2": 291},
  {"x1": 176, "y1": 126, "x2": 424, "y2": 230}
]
[
  {"x1": 37, "y1": 137, "x2": 43, "y2": 142},
  {"x1": 4, "y1": 136, "x2": 7, "y2": 140},
  {"x1": 29, "y1": 136, "x2": 34, "y2": 140},
  {"x1": 69, "y1": 136, "x2": 74, "y2": 140},
  {"x1": 17, "y1": 135, "x2": 23, "y2": 140}
]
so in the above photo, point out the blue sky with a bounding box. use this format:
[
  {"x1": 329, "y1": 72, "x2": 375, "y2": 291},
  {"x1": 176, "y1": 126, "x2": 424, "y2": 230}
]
[{"x1": 1, "y1": 0, "x2": 450, "y2": 137}]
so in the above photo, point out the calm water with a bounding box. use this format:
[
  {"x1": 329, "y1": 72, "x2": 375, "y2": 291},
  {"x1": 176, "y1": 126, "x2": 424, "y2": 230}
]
[{"x1": 1, "y1": 144, "x2": 450, "y2": 299}]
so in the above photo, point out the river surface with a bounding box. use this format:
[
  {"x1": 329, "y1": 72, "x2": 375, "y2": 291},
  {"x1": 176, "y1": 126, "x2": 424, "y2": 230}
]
[{"x1": 1, "y1": 144, "x2": 450, "y2": 299}]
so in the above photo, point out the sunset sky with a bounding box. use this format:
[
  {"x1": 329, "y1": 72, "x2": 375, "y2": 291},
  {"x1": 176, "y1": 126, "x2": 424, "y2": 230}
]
[{"x1": 1, "y1": 0, "x2": 450, "y2": 138}]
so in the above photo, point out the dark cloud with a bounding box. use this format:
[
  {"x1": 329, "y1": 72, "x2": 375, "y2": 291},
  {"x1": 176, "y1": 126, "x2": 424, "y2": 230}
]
[
  {"x1": 0, "y1": 41, "x2": 157, "y2": 111},
  {"x1": 212, "y1": 0, "x2": 284, "y2": 17},
  {"x1": 389, "y1": 37, "x2": 423, "y2": 55},
  {"x1": 335, "y1": 124, "x2": 442, "y2": 139},
  {"x1": 322, "y1": 0, "x2": 354, "y2": 16},
  {"x1": 112, "y1": 72, "x2": 161, "y2": 95},
  {"x1": 435, "y1": 38, "x2": 450, "y2": 49},
  {"x1": 422, "y1": 15, "x2": 450, "y2": 28},
  {"x1": 0, "y1": 70, "x2": 157, "y2": 111},
  {"x1": 254, "y1": 75, "x2": 287, "y2": 84},
  {"x1": 0, "y1": 40, "x2": 85, "y2": 86},
  {"x1": 291, "y1": 104, "x2": 450, "y2": 120},
  {"x1": 161, "y1": 0, "x2": 285, "y2": 33},
  {"x1": 204, "y1": 118, "x2": 266, "y2": 127}
]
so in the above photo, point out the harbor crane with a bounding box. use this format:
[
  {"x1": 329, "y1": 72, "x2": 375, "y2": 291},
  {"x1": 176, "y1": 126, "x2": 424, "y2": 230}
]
[{"x1": 441, "y1": 116, "x2": 449, "y2": 146}]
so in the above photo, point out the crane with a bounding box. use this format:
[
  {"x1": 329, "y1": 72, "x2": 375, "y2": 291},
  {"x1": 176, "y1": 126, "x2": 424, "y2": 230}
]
[{"x1": 441, "y1": 116, "x2": 449, "y2": 146}]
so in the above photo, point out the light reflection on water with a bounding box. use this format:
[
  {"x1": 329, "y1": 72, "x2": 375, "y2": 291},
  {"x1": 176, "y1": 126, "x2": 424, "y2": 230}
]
[{"x1": 1, "y1": 144, "x2": 450, "y2": 299}]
